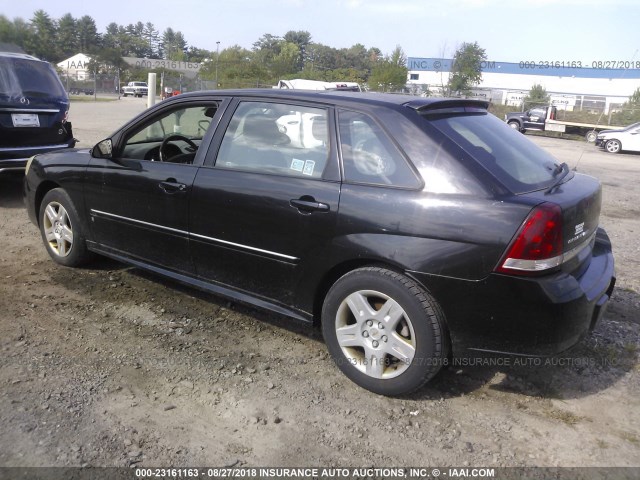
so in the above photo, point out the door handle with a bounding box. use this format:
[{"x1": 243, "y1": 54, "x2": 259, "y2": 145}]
[
  {"x1": 290, "y1": 198, "x2": 330, "y2": 212},
  {"x1": 159, "y1": 181, "x2": 187, "y2": 194}
]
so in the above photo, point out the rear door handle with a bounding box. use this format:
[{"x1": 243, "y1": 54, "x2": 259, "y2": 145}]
[
  {"x1": 159, "y1": 181, "x2": 187, "y2": 194},
  {"x1": 290, "y1": 198, "x2": 330, "y2": 212}
]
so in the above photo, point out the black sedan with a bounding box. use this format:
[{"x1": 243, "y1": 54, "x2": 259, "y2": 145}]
[{"x1": 24, "y1": 90, "x2": 615, "y2": 395}]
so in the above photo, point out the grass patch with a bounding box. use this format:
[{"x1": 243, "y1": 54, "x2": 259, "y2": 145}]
[
  {"x1": 618, "y1": 431, "x2": 639, "y2": 445},
  {"x1": 70, "y1": 96, "x2": 117, "y2": 102},
  {"x1": 543, "y1": 408, "x2": 583, "y2": 426}
]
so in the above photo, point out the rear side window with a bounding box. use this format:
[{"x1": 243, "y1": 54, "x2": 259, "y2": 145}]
[
  {"x1": 338, "y1": 110, "x2": 421, "y2": 188},
  {"x1": 0, "y1": 57, "x2": 66, "y2": 99},
  {"x1": 425, "y1": 112, "x2": 558, "y2": 193}
]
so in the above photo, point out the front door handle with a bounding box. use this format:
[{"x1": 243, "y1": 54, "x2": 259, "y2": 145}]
[
  {"x1": 290, "y1": 198, "x2": 330, "y2": 213},
  {"x1": 159, "y1": 180, "x2": 187, "y2": 194}
]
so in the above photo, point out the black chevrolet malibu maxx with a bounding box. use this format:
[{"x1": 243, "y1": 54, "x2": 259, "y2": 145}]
[{"x1": 24, "y1": 90, "x2": 615, "y2": 395}]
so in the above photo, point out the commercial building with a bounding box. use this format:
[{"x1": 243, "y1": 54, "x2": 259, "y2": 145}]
[{"x1": 407, "y1": 57, "x2": 640, "y2": 113}]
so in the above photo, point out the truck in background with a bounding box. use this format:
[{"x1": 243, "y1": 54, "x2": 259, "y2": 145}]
[
  {"x1": 121, "y1": 81, "x2": 148, "y2": 97},
  {"x1": 505, "y1": 106, "x2": 624, "y2": 142},
  {"x1": 274, "y1": 79, "x2": 361, "y2": 92}
]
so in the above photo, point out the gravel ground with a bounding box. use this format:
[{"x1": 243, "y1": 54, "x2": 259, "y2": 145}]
[{"x1": 0, "y1": 98, "x2": 638, "y2": 469}]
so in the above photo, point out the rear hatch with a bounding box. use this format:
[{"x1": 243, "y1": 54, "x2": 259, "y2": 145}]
[
  {"x1": 0, "y1": 55, "x2": 71, "y2": 154},
  {"x1": 419, "y1": 105, "x2": 602, "y2": 277}
]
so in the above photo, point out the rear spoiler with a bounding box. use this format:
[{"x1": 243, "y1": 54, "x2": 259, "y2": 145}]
[{"x1": 403, "y1": 98, "x2": 489, "y2": 112}]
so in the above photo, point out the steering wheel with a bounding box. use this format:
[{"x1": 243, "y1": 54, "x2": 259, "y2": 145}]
[{"x1": 159, "y1": 134, "x2": 198, "y2": 162}]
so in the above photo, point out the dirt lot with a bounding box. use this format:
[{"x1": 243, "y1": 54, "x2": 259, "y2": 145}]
[{"x1": 1, "y1": 98, "x2": 639, "y2": 469}]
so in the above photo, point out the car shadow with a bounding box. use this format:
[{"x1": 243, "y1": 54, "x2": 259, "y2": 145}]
[
  {"x1": 0, "y1": 173, "x2": 25, "y2": 209},
  {"x1": 121, "y1": 265, "x2": 639, "y2": 401},
  {"x1": 410, "y1": 287, "x2": 639, "y2": 401},
  {"x1": 127, "y1": 266, "x2": 322, "y2": 339},
  {"x1": 43, "y1": 229, "x2": 637, "y2": 402}
]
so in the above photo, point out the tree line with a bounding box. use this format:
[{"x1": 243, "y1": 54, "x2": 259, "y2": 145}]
[{"x1": 0, "y1": 10, "x2": 413, "y2": 91}]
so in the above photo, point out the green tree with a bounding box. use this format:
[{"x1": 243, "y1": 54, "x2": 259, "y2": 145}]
[
  {"x1": 368, "y1": 45, "x2": 408, "y2": 92},
  {"x1": 76, "y1": 15, "x2": 100, "y2": 54},
  {"x1": 524, "y1": 83, "x2": 550, "y2": 109},
  {"x1": 26, "y1": 10, "x2": 57, "y2": 60},
  {"x1": 162, "y1": 28, "x2": 187, "y2": 60},
  {"x1": 610, "y1": 87, "x2": 640, "y2": 125},
  {"x1": 0, "y1": 15, "x2": 32, "y2": 49},
  {"x1": 144, "y1": 22, "x2": 160, "y2": 58},
  {"x1": 271, "y1": 42, "x2": 300, "y2": 78},
  {"x1": 447, "y1": 41, "x2": 487, "y2": 95},
  {"x1": 57, "y1": 13, "x2": 78, "y2": 59},
  {"x1": 186, "y1": 46, "x2": 211, "y2": 63},
  {"x1": 200, "y1": 45, "x2": 266, "y2": 88},
  {"x1": 87, "y1": 47, "x2": 127, "y2": 74},
  {"x1": 283, "y1": 30, "x2": 311, "y2": 70}
]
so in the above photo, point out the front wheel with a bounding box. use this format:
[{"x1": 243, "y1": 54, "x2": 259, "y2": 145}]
[
  {"x1": 322, "y1": 267, "x2": 448, "y2": 396},
  {"x1": 605, "y1": 139, "x2": 621, "y2": 154},
  {"x1": 508, "y1": 121, "x2": 522, "y2": 132},
  {"x1": 39, "y1": 188, "x2": 93, "y2": 267}
]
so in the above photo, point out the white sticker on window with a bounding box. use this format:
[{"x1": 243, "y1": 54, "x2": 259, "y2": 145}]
[
  {"x1": 291, "y1": 158, "x2": 305, "y2": 172},
  {"x1": 303, "y1": 160, "x2": 316, "y2": 176}
]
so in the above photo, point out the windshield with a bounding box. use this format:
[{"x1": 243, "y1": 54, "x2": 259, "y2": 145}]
[
  {"x1": 424, "y1": 111, "x2": 561, "y2": 194},
  {"x1": 0, "y1": 57, "x2": 67, "y2": 99}
]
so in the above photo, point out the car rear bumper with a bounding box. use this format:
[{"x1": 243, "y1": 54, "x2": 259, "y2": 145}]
[
  {"x1": 409, "y1": 227, "x2": 616, "y2": 357},
  {"x1": 0, "y1": 142, "x2": 76, "y2": 173}
]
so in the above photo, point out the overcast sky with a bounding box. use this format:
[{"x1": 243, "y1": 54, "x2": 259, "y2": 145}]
[{"x1": 3, "y1": 0, "x2": 639, "y2": 64}]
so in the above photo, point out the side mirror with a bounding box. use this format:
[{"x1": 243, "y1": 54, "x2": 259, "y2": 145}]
[{"x1": 92, "y1": 138, "x2": 113, "y2": 159}]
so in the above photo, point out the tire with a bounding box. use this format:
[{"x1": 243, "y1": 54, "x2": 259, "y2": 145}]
[
  {"x1": 605, "y1": 139, "x2": 621, "y2": 154},
  {"x1": 39, "y1": 188, "x2": 93, "y2": 267},
  {"x1": 508, "y1": 121, "x2": 522, "y2": 132},
  {"x1": 123, "y1": 93, "x2": 128, "y2": 97},
  {"x1": 322, "y1": 267, "x2": 447, "y2": 396},
  {"x1": 585, "y1": 130, "x2": 598, "y2": 143}
]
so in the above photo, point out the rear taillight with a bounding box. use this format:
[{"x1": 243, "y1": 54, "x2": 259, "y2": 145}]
[{"x1": 496, "y1": 202, "x2": 563, "y2": 275}]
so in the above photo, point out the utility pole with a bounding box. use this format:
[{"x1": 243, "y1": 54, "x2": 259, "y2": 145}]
[{"x1": 215, "y1": 41, "x2": 220, "y2": 89}]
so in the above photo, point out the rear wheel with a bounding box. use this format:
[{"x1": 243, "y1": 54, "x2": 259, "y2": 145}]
[
  {"x1": 605, "y1": 139, "x2": 621, "y2": 154},
  {"x1": 585, "y1": 130, "x2": 598, "y2": 143},
  {"x1": 39, "y1": 188, "x2": 93, "y2": 267},
  {"x1": 322, "y1": 267, "x2": 447, "y2": 396}
]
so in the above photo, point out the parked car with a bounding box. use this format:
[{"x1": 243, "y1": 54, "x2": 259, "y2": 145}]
[
  {"x1": 24, "y1": 90, "x2": 615, "y2": 395},
  {"x1": 69, "y1": 88, "x2": 94, "y2": 96},
  {"x1": 0, "y1": 52, "x2": 75, "y2": 173},
  {"x1": 595, "y1": 121, "x2": 640, "y2": 153}
]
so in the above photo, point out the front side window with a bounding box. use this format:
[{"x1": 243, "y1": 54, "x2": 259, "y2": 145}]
[
  {"x1": 121, "y1": 104, "x2": 217, "y2": 163},
  {"x1": 528, "y1": 108, "x2": 545, "y2": 119},
  {"x1": 215, "y1": 101, "x2": 329, "y2": 179},
  {"x1": 338, "y1": 110, "x2": 421, "y2": 188}
]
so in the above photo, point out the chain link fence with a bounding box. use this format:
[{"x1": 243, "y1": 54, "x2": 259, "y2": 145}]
[{"x1": 60, "y1": 72, "x2": 280, "y2": 98}]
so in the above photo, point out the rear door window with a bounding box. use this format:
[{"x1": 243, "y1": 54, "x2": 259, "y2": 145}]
[
  {"x1": 338, "y1": 110, "x2": 421, "y2": 188},
  {"x1": 215, "y1": 101, "x2": 330, "y2": 179}
]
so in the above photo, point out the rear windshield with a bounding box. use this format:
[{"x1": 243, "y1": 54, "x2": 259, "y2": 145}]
[
  {"x1": 0, "y1": 57, "x2": 66, "y2": 99},
  {"x1": 424, "y1": 111, "x2": 560, "y2": 194}
]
